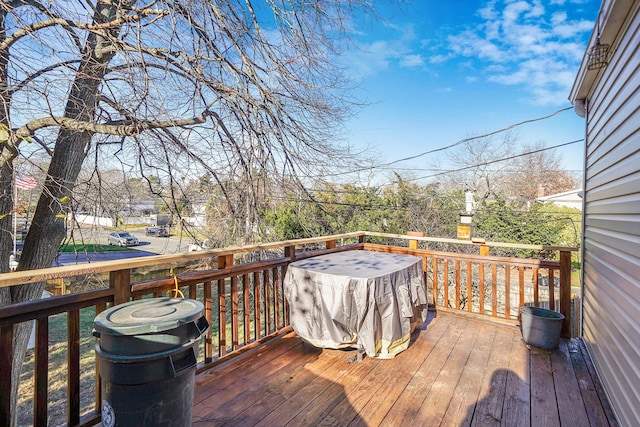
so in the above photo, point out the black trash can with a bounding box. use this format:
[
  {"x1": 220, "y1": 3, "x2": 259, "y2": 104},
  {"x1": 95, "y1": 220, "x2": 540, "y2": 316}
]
[{"x1": 94, "y1": 298, "x2": 209, "y2": 427}]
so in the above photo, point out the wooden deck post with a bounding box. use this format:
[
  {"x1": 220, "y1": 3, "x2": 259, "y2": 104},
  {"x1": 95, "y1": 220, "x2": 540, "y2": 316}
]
[
  {"x1": 109, "y1": 269, "x2": 131, "y2": 305},
  {"x1": 559, "y1": 250, "x2": 572, "y2": 337},
  {"x1": 284, "y1": 245, "x2": 296, "y2": 262},
  {"x1": 407, "y1": 231, "x2": 426, "y2": 250}
]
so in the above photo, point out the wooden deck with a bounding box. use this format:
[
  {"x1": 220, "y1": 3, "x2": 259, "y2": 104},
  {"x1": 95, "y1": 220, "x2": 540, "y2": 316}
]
[{"x1": 191, "y1": 311, "x2": 617, "y2": 426}]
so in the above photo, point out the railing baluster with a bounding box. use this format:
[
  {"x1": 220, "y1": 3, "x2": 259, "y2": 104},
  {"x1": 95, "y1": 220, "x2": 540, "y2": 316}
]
[
  {"x1": 67, "y1": 309, "x2": 80, "y2": 426},
  {"x1": 253, "y1": 271, "x2": 261, "y2": 342},
  {"x1": 231, "y1": 276, "x2": 239, "y2": 351},
  {"x1": 243, "y1": 273, "x2": 250, "y2": 345},
  {"x1": 455, "y1": 260, "x2": 461, "y2": 310},
  {"x1": 479, "y1": 262, "x2": 485, "y2": 315},
  {"x1": 264, "y1": 269, "x2": 272, "y2": 334},
  {"x1": 533, "y1": 267, "x2": 539, "y2": 306},
  {"x1": 549, "y1": 269, "x2": 556, "y2": 311},
  {"x1": 466, "y1": 261, "x2": 472, "y2": 312},
  {"x1": 218, "y1": 278, "x2": 227, "y2": 356},
  {"x1": 443, "y1": 259, "x2": 449, "y2": 309},
  {"x1": 491, "y1": 264, "x2": 497, "y2": 317},
  {"x1": 505, "y1": 265, "x2": 511, "y2": 319},
  {"x1": 281, "y1": 265, "x2": 290, "y2": 326},
  {"x1": 0, "y1": 326, "x2": 13, "y2": 427},
  {"x1": 421, "y1": 255, "x2": 428, "y2": 305},
  {"x1": 519, "y1": 266, "x2": 525, "y2": 308},
  {"x1": 35, "y1": 317, "x2": 49, "y2": 426},
  {"x1": 95, "y1": 303, "x2": 106, "y2": 413},
  {"x1": 273, "y1": 267, "x2": 280, "y2": 329},
  {"x1": 432, "y1": 257, "x2": 438, "y2": 306},
  {"x1": 204, "y1": 281, "x2": 213, "y2": 362}
]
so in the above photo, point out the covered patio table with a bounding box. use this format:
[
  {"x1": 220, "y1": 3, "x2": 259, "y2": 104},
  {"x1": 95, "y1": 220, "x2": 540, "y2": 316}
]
[{"x1": 283, "y1": 250, "x2": 428, "y2": 359}]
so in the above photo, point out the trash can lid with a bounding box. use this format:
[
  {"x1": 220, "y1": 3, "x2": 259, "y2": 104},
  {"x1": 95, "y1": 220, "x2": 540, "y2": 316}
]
[{"x1": 94, "y1": 298, "x2": 205, "y2": 336}]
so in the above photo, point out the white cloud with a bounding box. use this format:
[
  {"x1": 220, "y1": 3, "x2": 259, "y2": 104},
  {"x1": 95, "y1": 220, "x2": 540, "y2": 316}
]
[
  {"x1": 401, "y1": 54, "x2": 425, "y2": 68},
  {"x1": 429, "y1": 54, "x2": 451, "y2": 64},
  {"x1": 446, "y1": 0, "x2": 595, "y2": 105},
  {"x1": 345, "y1": 23, "x2": 428, "y2": 77},
  {"x1": 503, "y1": 1, "x2": 533, "y2": 25}
]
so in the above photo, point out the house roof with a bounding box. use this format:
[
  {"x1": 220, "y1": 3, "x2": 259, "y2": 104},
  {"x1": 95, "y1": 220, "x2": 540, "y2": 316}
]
[{"x1": 535, "y1": 188, "x2": 583, "y2": 209}]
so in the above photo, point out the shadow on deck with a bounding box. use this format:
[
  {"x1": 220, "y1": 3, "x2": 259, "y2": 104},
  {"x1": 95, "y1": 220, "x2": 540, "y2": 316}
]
[{"x1": 191, "y1": 311, "x2": 617, "y2": 426}]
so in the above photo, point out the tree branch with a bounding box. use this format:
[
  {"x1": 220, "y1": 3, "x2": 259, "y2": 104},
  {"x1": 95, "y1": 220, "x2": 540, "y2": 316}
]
[
  {"x1": 0, "y1": 7, "x2": 169, "y2": 51},
  {"x1": 10, "y1": 60, "x2": 80, "y2": 96},
  {"x1": 9, "y1": 111, "x2": 214, "y2": 143}
]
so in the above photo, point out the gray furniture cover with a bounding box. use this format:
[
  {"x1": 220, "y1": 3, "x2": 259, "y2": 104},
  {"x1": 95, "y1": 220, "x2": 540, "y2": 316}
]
[{"x1": 284, "y1": 250, "x2": 428, "y2": 358}]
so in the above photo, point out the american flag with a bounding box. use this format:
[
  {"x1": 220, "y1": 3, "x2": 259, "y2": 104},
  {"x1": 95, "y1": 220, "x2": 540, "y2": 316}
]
[{"x1": 16, "y1": 173, "x2": 38, "y2": 190}]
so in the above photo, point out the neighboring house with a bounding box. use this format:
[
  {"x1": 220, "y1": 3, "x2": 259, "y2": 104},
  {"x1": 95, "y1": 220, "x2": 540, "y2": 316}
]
[
  {"x1": 535, "y1": 188, "x2": 583, "y2": 209},
  {"x1": 569, "y1": 0, "x2": 640, "y2": 425}
]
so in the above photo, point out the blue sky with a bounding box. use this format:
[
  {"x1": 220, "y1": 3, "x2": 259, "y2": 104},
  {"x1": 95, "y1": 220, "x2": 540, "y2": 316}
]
[{"x1": 342, "y1": 0, "x2": 599, "y2": 182}]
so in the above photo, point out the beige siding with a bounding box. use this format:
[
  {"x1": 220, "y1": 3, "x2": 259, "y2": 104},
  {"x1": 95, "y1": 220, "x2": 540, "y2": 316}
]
[{"x1": 579, "y1": 2, "x2": 640, "y2": 425}]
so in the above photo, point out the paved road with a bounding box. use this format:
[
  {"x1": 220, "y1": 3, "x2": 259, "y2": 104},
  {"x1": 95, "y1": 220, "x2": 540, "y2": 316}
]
[
  {"x1": 131, "y1": 234, "x2": 189, "y2": 254},
  {"x1": 53, "y1": 230, "x2": 196, "y2": 266}
]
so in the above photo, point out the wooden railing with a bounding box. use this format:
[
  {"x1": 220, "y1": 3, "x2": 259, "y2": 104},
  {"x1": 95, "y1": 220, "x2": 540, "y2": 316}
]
[{"x1": 0, "y1": 232, "x2": 577, "y2": 426}]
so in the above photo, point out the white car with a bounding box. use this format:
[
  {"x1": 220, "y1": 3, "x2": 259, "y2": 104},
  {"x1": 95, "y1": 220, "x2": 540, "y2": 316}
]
[{"x1": 107, "y1": 231, "x2": 139, "y2": 247}]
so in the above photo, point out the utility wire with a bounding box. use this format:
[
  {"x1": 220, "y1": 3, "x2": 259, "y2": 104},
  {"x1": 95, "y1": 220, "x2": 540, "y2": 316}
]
[
  {"x1": 322, "y1": 106, "x2": 575, "y2": 177},
  {"x1": 374, "y1": 106, "x2": 574, "y2": 167},
  {"x1": 268, "y1": 193, "x2": 582, "y2": 215},
  {"x1": 408, "y1": 139, "x2": 583, "y2": 182}
]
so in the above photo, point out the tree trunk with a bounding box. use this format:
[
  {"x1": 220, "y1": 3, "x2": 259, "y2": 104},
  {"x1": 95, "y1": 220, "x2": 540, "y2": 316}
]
[
  {"x1": 0, "y1": 6, "x2": 15, "y2": 277},
  {"x1": 5, "y1": 2, "x2": 133, "y2": 424}
]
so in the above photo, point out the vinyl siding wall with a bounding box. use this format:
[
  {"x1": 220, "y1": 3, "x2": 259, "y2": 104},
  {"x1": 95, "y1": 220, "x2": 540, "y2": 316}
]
[{"x1": 580, "y1": 2, "x2": 640, "y2": 425}]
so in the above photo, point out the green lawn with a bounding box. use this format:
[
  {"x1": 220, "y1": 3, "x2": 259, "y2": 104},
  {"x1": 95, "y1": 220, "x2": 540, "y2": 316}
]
[{"x1": 58, "y1": 243, "x2": 131, "y2": 253}]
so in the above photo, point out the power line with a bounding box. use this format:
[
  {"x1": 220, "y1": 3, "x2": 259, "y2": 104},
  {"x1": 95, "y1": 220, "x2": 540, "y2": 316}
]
[
  {"x1": 267, "y1": 194, "x2": 581, "y2": 216},
  {"x1": 373, "y1": 107, "x2": 574, "y2": 167},
  {"x1": 322, "y1": 106, "x2": 576, "y2": 178},
  {"x1": 369, "y1": 166, "x2": 584, "y2": 173},
  {"x1": 408, "y1": 139, "x2": 584, "y2": 182}
]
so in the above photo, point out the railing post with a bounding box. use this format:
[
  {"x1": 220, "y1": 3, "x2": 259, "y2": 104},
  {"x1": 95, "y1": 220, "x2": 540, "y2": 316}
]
[
  {"x1": 559, "y1": 250, "x2": 572, "y2": 337},
  {"x1": 218, "y1": 254, "x2": 233, "y2": 269},
  {"x1": 326, "y1": 239, "x2": 336, "y2": 250},
  {"x1": 407, "y1": 231, "x2": 425, "y2": 250},
  {"x1": 284, "y1": 245, "x2": 296, "y2": 262},
  {"x1": 110, "y1": 269, "x2": 131, "y2": 305}
]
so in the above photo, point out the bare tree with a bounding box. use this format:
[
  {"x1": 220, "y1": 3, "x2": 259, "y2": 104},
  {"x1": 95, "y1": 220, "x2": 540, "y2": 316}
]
[
  {"x1": 500, "y1": 141, "x2": 579, "y2": 200},
  {"x1": 440, "y1": 131, "x2": 518, "y2": 200},
  {"x1": 0, "y1": 1, "x2": 374, "y2": 423},
  {"x1": 437, "y1": 132, "x2": 577, "y2": 204},
  {"x1": 73, "y1": 168, "x2": 151, "y2": 227}
]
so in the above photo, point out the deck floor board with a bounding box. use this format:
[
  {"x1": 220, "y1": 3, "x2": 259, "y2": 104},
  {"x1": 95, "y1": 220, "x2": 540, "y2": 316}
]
[{"x1": 192, "y1": 311, "x2": 617, "y2": 426}]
